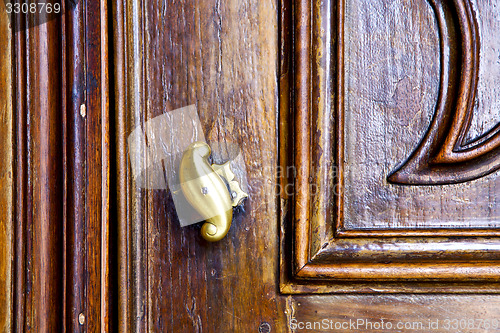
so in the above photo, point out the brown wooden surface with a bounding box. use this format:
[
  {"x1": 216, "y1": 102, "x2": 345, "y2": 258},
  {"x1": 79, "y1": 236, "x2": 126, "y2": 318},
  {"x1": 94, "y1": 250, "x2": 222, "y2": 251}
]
[
  {"x1": 0, "y1": 6, "x2": 13, "y2": 332},
  {"x1": 344, "y1": 0, "x2": 500, "y2": 228},
  {"x1": 1, "y1": 1, "x2": 110, "y2": 331},
  {"x1": 281, "y1": 0, "x2": 500, "y2": 292},
  {"x1": 112, "y1": 0, "x2": 288, "y2": 331},
  {"x1": 108, "y1": 0, "x2": 500, "y2": 331},
  {"x1": 110, "y1": 0, "x2": 500, "y2": 330},
  {"x1": 289, "y1": 295, "x2": 500, "y2": 333},
  {"x1": 2, "y1": 0, "x2": 500, "y2": 331}
]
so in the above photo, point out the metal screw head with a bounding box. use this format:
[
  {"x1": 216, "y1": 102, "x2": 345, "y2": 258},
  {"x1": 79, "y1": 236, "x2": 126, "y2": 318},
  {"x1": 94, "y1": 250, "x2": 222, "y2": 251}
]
[
  {"x1": 80, "y1": 104, "x2": 86, "y2": 118},
  {"x1": 259, "y1": 322, "x2": 271, "y2": 333},
  {"x1": 78, "y1": 313, "x2": 85, "y2": 325},
  {"x1": 201, "y1": 187, "x2": 209, "y2": 195}
]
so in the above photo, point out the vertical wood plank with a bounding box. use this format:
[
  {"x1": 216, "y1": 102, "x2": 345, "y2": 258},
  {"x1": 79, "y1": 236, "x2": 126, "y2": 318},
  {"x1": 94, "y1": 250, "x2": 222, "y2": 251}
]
[
  {"x1": 8, "y1": 1, "x2": 110, "y2": 330},
  {"x1": 112, "y1": 0, "x2": 288, "y2": 331},
  {"x1": 30, "y1": 15, "x2": 65, "y2": 332},
  {"x1": 111, "y1": 0, "x2": 131, "y2": 329},
  {"x1": 13, "y1": 9, "x2": 29, "y2": 333},
  {"x1": 65, "y1": 0, "x2": 87, "y2": 330},
  {"x1": 99, "y1": 0, "x2": 112, "y2": 330},
  {"x1": 0, "y1": 6, "x2": 13, "y2": 332},
  {"x1": 86, "y1": 0, "x2": 110, "y2": 330}
]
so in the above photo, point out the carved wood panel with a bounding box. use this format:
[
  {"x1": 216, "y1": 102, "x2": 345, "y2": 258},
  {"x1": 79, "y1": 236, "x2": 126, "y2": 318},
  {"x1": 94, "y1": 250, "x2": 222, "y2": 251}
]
[
  {"x1": 3, "y1": 0, "x2": 500, "y2": 330},
  {"x1": 280, "y1": 0, "x2": 500, "y2": 293},
  {"x1": 389, "y1": 0, "x2": 500, "y2": 185}
]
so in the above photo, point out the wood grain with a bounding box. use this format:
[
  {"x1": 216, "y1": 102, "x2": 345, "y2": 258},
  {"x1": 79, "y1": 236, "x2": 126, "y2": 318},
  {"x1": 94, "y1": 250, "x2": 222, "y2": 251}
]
[
  {"x1": 3, "y1": 0, "x2": 500, "y2": 330},
  {"x1": 0, "y1": 6, "x2": 14, "y2": 332},
  {"x1": 112, "y1": 0, "x2": 289, "y2": 331},
  {"x1": 13, "y1": 7, "x2": 28, "y2": 332},
  {"x1": 4, "y1": 1, "x2": 110, "y2": 331},
  {"x1": 65, "y1": 0, "x2": 88, "y2": 330},
  {"x1": 281, "y1": 0, "x2": 500, "y2": 292},
  {"x1": 30, "y1": 14, "x2": 65, "y2": 332},
  {"x1": 289, "y1": 295, "x2": 500, "y2": 333},
  {"x1": 389, "y1": 0, "x2": 500, "y2": 185},
  {"x1": 343, "y1": 0, "x2": 499, "y2": 230},
  {"x1": 112, "y1": 0, "x2": 500, "y2": 329}
]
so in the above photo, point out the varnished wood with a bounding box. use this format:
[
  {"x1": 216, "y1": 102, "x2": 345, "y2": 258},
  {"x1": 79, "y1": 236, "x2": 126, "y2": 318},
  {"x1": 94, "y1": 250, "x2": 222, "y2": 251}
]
[
  {"x1": 389, "y1": 0, "x2": 500, "y2": 185},
  {"x1": 112, "y1": 0, "x2": 288, "y2": 331},
  {"x1": 13, "y1": 8, "x2": 28, "y2": 332},
  {"x1": 290, "y1": 295, "x2": 500, "y2": 333},
  {"x1": 111, "y1": 0, "x2": 500, "y2": 330},
  {"x1": 340, "y1": 0, "x2": 499, "y2": 232},
  {"x1": 111, "y1": 0, "x2": 130, "y2": 330},
  {"x1": 281, "y1": 0, "x2": 500, "y2": 292},
  {"x1": 3, "y1": 1, "x2": 111, "y2": 331},
  {"x1": 85, "y1": 0, "x2": 110, "y2": 330},
  {"x1": 30, "y1": 15, "x2": 65, "y2": 332},
  {"x1": 65, "y1": 0, "x2": 88, "y2": 330},
  {"x1": 2, "y1": 0, "x2": 500, "y2": 330},
  {"x1": 0, "y1": 7, "x2": 14, "y2": 332}
]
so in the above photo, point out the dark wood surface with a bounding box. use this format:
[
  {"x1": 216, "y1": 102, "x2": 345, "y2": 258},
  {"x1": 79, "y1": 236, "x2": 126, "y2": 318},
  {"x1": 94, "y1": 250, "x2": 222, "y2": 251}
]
[
  {"x1": 345, "y1": 0, "x2": 500, "y2": 228},
  {"x1": 1, "y1": 1, "x2": 110, "y2": 331},
  {"x1": 112, "y1": 0, "x2": 288, "y2": 331},
  {"x1": 0, "y1": 7, "x2": 13, "y2": 332},
  {"x1": 282, "y1": 0, "x2": 500, "y2": 293},
  {"x1": 2, "y1": 0, "x2": 500, "y2": 331},
  {"x1": 290, "y1": 295, "x2": 500, "y2": 332},
  {"x1": 110, "y1": 0, "x2": 500, "y2": 330}
]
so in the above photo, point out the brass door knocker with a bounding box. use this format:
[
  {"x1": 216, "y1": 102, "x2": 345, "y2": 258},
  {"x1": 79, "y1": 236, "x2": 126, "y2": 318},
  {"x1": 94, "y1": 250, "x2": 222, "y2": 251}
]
[{"x1": 179, "y1": 142, "x2": 248, "y2": 241}]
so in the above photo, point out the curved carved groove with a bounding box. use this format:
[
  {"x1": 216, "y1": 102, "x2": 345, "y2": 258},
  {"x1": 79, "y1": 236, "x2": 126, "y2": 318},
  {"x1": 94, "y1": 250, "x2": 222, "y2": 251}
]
[{"x1": 388, "y1": 0, "x2": 500, "y2": 185}]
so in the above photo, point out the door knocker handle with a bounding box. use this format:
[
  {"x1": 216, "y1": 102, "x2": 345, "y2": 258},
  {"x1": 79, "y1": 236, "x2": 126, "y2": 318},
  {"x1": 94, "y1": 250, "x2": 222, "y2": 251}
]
[{"x1": 179, "y1": 141, "x2": 248, "y2": 242}]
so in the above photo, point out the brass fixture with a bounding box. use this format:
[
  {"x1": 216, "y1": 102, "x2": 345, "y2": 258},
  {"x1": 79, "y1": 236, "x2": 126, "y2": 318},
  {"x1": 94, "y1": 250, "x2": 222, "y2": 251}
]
[{"x1": 179, "y1": 142, "x2": 248, "y2": 241}]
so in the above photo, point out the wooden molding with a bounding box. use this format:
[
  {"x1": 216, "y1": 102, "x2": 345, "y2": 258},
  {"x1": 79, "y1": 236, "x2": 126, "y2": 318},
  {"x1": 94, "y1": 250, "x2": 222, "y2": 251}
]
[
  {"x1": 0, "y1": 7, "x2": 14, "y2": 332},
  {"x1": 7, "y1": 1, "x2": 111, "y2": 330},
  {"x1": 280, "y1": 0, "x2": 500, "y2": 293}
]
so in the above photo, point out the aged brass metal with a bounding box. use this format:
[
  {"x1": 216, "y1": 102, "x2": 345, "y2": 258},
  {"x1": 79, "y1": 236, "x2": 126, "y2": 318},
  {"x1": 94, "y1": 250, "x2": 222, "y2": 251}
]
[{"x1": 179, "y1": 141, "x2": 247, "y2": 241}]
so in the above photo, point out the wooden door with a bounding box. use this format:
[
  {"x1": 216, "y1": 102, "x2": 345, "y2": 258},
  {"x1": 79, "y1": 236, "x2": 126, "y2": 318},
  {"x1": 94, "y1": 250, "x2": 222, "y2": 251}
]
[
  {"x1": 1, "y1": 0, "x2": 110, "y2": 331},
  {"x1": 1, "y1": 0, "x2": 500, "y2": 332}
]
